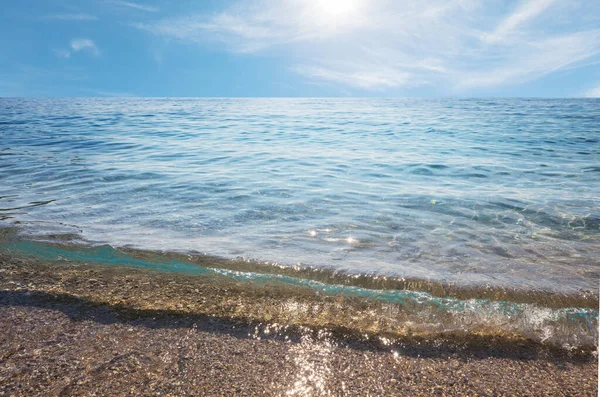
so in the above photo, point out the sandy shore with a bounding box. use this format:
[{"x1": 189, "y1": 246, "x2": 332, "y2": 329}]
[{"x1": 0, "y1": 255, "x2": 597, "y2": 396}]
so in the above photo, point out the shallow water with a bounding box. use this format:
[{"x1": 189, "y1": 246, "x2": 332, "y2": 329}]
[
  {"x1": 0, "y1": 98, "x2": 599, "y2": 293},
  {"x1": 1, "y1": 240, "x2": 597, "y2": 352}
]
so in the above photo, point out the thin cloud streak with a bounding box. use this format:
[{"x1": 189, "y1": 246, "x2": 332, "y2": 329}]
[
  {"x1": 294, "y1": 66, "x2": 414, "y2": 90},
  {"x1": 42, "y1": 13, "x2": 98, "y2": 21},
  {"x1": 108, "y1": 1, "x2": 159, "y2": 12},
  {"x1": 94, "y1": 90, "x2": 136, "y2": 97},
  {"x1": 134, "y1": 0, "x2": 600, "y2": 92},
  {"x1": 481, "y1": 0, "x2": 557, "y2": 44},
  {"x1": 458, "y1": 30, "x2": 600, "y2": 88}
]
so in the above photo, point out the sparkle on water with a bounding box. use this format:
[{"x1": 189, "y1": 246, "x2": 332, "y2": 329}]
[{"x1": 0, "y1": 98, "x2": 598, "y2": 295}]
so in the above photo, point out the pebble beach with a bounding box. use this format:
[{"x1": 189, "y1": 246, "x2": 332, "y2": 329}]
[{"x1": 0, "y1": 254, "x2": 596, "y2": 396}]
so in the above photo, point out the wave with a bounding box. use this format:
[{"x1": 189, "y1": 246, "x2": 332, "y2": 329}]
[{"x1": 0, "y1": 235, "x2": 597, "y2": 354}]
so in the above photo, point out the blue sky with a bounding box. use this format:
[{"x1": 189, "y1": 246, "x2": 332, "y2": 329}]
[{"x1": 1, "y1": 0, "x2": 599, "y2": 97}]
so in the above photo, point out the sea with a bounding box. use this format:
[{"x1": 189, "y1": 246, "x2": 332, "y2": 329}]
[{"x1": 1, "y1": 98, "x2": 598, "y2": 349}]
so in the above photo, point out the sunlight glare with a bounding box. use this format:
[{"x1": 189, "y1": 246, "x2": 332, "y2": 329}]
[{"x1": 316, "y1": 0, "x2": 360, "y2": 17}]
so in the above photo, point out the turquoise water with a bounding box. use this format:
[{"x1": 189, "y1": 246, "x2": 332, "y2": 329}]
[
  {"x1": 2, "y1": 240, "x2": 597, "y2": 349},
  {"x1": 1, "y1": 98, "x2": 599, "y2": 293}
]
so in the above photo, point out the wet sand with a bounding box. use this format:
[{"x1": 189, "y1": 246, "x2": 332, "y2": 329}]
[{"x1": 0, "y1": 255, "x2": 597, "y2": 396}]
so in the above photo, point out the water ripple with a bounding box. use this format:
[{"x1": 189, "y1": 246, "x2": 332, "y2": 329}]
[{"x1": 0, "y1": 98, "x2": 598, "y2": 293}]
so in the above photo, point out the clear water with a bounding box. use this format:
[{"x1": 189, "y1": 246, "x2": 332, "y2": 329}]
[
  {"x1": 1, "y1": 98, "x2": 599, "y2": 293},
  {"x1": 2, "y1": 240, "x2": 597, "y2": 350}
]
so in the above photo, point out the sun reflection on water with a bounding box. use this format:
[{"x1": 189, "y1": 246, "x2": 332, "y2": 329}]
[{"x1": 285, "y1": 329, "x2": 334, "y2": 397}]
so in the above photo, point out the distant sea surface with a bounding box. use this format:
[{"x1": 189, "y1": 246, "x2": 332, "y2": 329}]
[{"x1": 1, "y1": 98, "x2": 599, "y2": 294}]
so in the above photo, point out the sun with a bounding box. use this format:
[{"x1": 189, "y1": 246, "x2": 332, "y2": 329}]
[{"x1": 315, "y1": 0, "x2": 361, "y2": 17}]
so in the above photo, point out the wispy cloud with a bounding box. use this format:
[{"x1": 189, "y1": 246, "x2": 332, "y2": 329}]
[
  {"x1": 294, "y1": 66, "x2": 414, "y2": 90},
  {"x1": 71, "y1": 39, "x2": 100, "y2": 56},
  {"x1": 134, "y1": 0, "x2": 372, "y2": 53},
  {"x1": 134, "y1": 0, "x2": 600, "y2": 92},
  {"x1": 54, "y1": 49, "x2": 72, "y2": 59},
  {"x1": 107, "y1": 1, "x2": 159, "y2": 13},
  {"x1": 42, "y1": 13, "x2": 98, "y2": 21},
  {"x1": 458, "y1": 30, "x2": 600, "y2": 88},
  {"x1": 481, "y1": 0, "x2": 557, "y2": 44},
  {"x1": 583, "y1": 83, "x2": 600, "y2": 97},
  {"x1": 56, "y1": 38, "x2": 100, "y2": 59}
]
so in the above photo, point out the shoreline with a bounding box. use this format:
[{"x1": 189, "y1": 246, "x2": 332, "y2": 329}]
[
  {"x1": 0, "y1": 255, "x2": 597, "y2": 395},
  {"x1": 1, "y1": 232, "x2": 597, "y2": 309},
  {"x1": 0, "y1": 250, "x2": 598, "y2": 353}
]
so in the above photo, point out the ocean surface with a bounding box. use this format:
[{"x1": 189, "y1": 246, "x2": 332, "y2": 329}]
[{"x1": 1, "y1": 98, "x2": 599, "y2": 296}]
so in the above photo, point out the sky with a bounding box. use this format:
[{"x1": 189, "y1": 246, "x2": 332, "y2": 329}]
[{"x1": 1, "y1": 0, "x2": 600, "y2": 97}]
